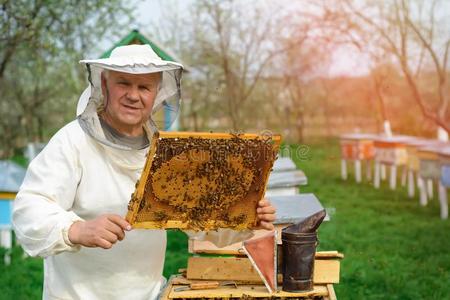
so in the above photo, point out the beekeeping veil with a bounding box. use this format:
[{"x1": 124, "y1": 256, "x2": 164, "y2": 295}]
[{"x1": 77, "y1": 44, "x2": 183, "y2": 150}]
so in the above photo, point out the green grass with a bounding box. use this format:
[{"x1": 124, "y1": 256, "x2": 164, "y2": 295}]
[
  {"x1": 164, "y1": 229, "x2": 191, "y2": 278},
  {"x1": 1, "y1": 138, "x2": 449, "y2": 299},
  {"x1": 297, "y1": 138, "x2": 450, "y2": 299},
  {"x1": 0, "y1": 246, "x2": 43, "y2": 299}
]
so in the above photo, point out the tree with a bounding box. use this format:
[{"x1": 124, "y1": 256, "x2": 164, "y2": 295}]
[
  {"x1": 340, "y1": 0, "x2": 450, "y2": 134},
  {"x1": 0, "y1": 0, "x2": 134, "y2": 157},
  {"x1": 157, "y1": 0, "x2": 313, "y2": 131}
]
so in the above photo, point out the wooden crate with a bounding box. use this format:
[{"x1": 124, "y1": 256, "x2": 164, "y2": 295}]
[
  {"x1": 185, "y1": 255, "x2": 342, "y2": 284},
  {"x1": 126, "y1": 131, "x2": 281, "y2": 231}
]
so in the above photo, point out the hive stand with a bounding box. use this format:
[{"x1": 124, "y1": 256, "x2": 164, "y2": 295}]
[
  {"x1": 416, "y1": 144, "x2": 447, "y2": 207},
  {"x1": 404, "y1": 139, "x2": 432, "y2": 198},
  {"x1": 339, "y1": 134, "x2": 377, "y2": 183},
  {"x1": 373, "y1": 136, "x2": 414, "y2": 190},
  {"x1": 437, "y1": 147, "x2": 450, "y2": 219}
]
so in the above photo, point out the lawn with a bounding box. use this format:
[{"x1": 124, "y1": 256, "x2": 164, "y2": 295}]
[{"x1": 1, "y1": 138, "x2": 449, "y2": 299}]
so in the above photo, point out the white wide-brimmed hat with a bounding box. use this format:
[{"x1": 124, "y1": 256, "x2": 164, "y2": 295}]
[{"x1": 76, "y1": 44, "x2": 184, "y2": 150}]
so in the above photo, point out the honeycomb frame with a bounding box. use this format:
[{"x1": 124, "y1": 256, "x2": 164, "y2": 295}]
[{"x1": 126, "y1": 131, "x2": 281, "y2": 231}]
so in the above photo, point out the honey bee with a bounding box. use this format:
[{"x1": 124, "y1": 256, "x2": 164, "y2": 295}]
[{"x1": 153, "y1": 211, "x2": 168, "y2": 222}]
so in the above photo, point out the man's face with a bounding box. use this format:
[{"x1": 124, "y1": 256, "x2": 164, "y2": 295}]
[{"x1": 101, "y1": 70, "x2": 161, "y2": 135}]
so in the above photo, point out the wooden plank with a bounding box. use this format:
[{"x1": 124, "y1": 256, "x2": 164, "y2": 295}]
[
  {"x1": 0, "y1": 192, "x2": 16, "y2": 200},
  {"x1": 315, "y1": 251, "x2": 345, "y2": 259},
  {"x1": 157, "y1": 131, "x2": 282, "y2": 142},
  {"x1": 327, "y1": 283, "x2": 337, "y2": 300},
  {"x1": 186, "y1": 256, "x2": 340, "y2": 284},
  {"x1": 191, "y1": 234, "x2": 344, "y2": 258},
  {"x1": 187, "y1": 238, "x2": 194, "y2": 253},
  {"x1": 125, "y1": 131, "x2": 159, "y2": 225},
  {"x1": 187, "y1": 257, "x2": 261, "y2": 282},
  {"x1": 171, "y1": 276, "x2": 195, "y2": 285},
  {"x1": 159, "y1": 275, "x2": 175, "y2": 300},
  {"x1": 132, "y1": 221, "x2": 187, "y2": 229},
  {"x1": 168, "y1": 283, "x2": 328, "y2": 299}
]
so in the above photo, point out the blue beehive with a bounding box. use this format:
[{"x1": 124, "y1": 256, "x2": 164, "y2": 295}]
[{"x1": 0, "y1": 160, "x2": 26, "y2": 228}]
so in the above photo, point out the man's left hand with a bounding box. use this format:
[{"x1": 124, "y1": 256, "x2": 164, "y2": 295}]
[{"x1": 254, "y1": 198, "x2": 276, "y2": 231}]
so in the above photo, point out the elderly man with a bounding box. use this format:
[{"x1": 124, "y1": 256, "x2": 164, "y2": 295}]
[{"x1": 13, "y1": 45, "x2": 276, "y2": 299}]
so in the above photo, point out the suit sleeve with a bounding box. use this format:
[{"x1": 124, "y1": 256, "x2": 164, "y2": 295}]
[{"x1": 12, "y1": 129, "x2": 83, "y2": 257}]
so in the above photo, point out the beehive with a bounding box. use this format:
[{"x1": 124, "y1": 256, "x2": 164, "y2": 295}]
[
  {"x1": 418, "y1": 144, "x2": 447, "y2": 180},
  {"x1": 126, "y1": 131, "x2": 281, "y2": 231},
  {"x1": 439, "y1": 147, "x2": 450, "y2": 187},
  {"x1": 339, "y1": 133, "x2": 376, "y2": 161}
]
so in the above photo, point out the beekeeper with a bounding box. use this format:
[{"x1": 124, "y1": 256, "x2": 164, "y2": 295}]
[{"x1": 12, "y1": 44, "x2": 276, "y2": 299}]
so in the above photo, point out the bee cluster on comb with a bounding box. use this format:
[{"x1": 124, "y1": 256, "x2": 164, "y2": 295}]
[{"x1": 126, "y1": 131, "x2": 281, "y2": 231}]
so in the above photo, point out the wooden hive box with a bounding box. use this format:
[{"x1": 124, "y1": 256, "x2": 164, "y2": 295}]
[
  {"x1": 373, "y1": 136, "x2": 414, "y2": 165},
  {"x1": 126, "y1": 131, "x2": 281, "y2": 231},
  {"x1": 404, "y1": 140, "x2": 430, "y2": 172},
  {"x1": 339, "y1": 133, "x2": 378, "y2": 161},
  {"x1": 418, "y1": 143, "x2": 449, "y2": 180},
  {"x1": 439, "y1": 147, "x2": 450, "y2": 187}
]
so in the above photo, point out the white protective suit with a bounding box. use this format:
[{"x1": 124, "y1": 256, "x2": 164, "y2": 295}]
[{"x1": 13, "y1": 45, "x2": 252, "y2": 300}]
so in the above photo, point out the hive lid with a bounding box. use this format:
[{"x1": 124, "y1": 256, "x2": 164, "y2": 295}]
[
  {"x1": 267, "y1": 170, "x2": 307, "y2": 188},
  {"x1": 126, "y1": 131, "x2": 281, "y2": 231},
  {"x1": 272, "y1": 157, "x2": 297, "y2": 172},
  {"x1": 340, "y1": 133, "x2": 380, "y2": 141},
  {"x1": 270, "y1": 194, "x2": 327, "y2": 225}
]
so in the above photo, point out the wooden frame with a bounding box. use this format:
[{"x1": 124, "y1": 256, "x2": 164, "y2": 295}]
[{"x1": 126, "y1": 131, "x2": 281, "y2": 231}]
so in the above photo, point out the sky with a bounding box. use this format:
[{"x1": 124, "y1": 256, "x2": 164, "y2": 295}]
[
  {"x1": 134, "y1": 0, "x2": 162, "y2": 23},
  {"x1": 328, "y1": 45, "x2": 371, "y2": 77},
  {"x1": 130, "y1": 1, "x2": 372, "y2": 77}
]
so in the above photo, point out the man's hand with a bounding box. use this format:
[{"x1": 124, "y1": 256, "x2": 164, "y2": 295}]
[
  {"x1": 68, "y1": 214, "x2": 132, "y2": 249},
  {"x1": 254, "y1": 198, "x2": 276, "y2": 231}
]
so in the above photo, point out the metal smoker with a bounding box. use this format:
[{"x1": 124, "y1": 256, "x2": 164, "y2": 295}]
[{"x1": 281, "y1": 209, "x2": 326, "y2": 292}]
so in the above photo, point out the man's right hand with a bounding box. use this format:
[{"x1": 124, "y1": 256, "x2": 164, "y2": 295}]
[{"x1": 68, "y1": 214, "x2": 132, "y2": 249}]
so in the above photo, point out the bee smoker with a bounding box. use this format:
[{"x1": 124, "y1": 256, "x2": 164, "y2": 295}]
[{"x1": 279, "y1": 209, "x2": 326, "y2": 292}]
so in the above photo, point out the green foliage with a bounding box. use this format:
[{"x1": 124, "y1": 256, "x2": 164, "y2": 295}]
[
  {"x1": 1, "y1": 139, "x2": 449, "y2": 298},
  {"x1": 10, "y1": 154, "x2": 27, "y2": 167},
  {"x1": 0, "y1": 0, "x2": 135, "y2": 158}
]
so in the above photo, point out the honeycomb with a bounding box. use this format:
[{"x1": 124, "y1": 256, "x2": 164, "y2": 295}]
[{"x1": 126, "y1": 132, "x2": 281, "y2": 231}]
